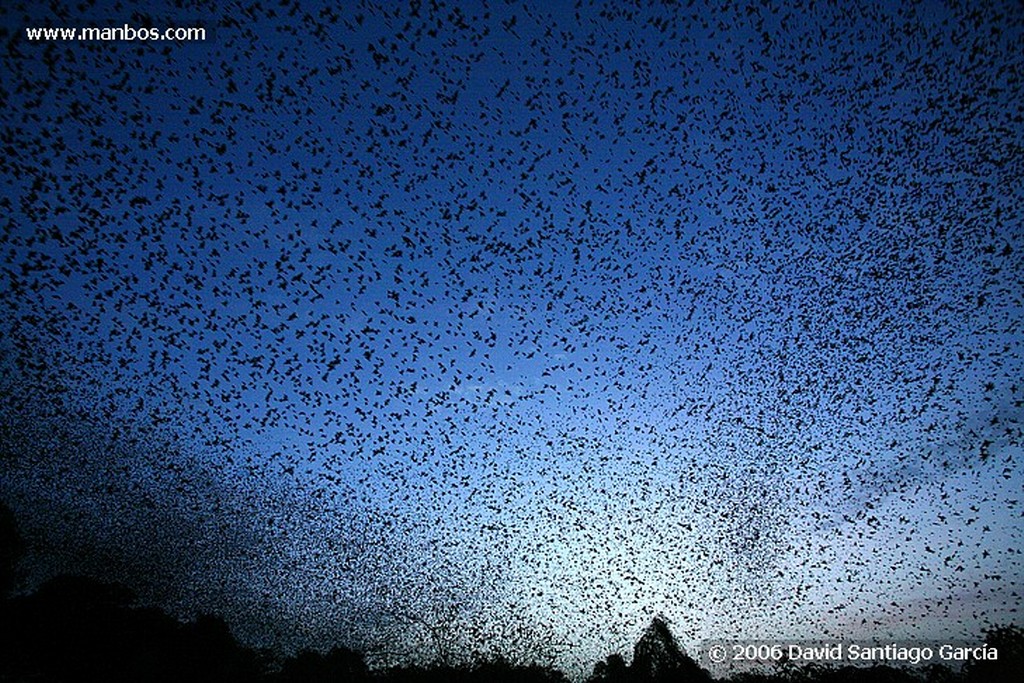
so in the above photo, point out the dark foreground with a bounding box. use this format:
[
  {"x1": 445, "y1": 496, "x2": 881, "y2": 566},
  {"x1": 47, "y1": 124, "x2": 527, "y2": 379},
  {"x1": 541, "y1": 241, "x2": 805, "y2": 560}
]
[{"x1": 0, "y1": 572, "x2": 1020, "y2": 683}]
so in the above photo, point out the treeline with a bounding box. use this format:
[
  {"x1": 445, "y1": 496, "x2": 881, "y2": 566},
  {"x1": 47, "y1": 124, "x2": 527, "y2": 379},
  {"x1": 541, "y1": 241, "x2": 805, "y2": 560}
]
[
  {"x1": 1, "y1": 504, "x2": 1021, "y2": 683},
  {"x1": 0, "y1": 572, "x2": 567, "y2": 683},
  {"x1": 3, "y1": 572, "x2": 1021, "y2": 683},
  {"x1": 586, "y1": 619, "x2": 1022, "y2": 683}
]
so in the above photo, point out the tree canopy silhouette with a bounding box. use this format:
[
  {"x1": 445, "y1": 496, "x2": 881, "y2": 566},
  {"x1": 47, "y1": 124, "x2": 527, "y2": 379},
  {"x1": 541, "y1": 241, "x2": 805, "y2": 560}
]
[{"x1": 589, "y1": 617, "x2": 711, "y2": 683}]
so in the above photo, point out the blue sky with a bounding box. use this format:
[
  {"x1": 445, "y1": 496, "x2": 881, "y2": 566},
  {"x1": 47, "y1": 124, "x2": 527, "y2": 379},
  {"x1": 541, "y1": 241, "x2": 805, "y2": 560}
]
[{"x1": 1, "y1": 0, "x2": 1022, "y2": 677}]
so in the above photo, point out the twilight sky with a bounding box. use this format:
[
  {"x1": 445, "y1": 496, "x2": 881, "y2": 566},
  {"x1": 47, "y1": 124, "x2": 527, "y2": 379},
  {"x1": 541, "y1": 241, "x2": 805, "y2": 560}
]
[{"x1": 1, "y1": 0, "x2": 1022, "y2": 677}]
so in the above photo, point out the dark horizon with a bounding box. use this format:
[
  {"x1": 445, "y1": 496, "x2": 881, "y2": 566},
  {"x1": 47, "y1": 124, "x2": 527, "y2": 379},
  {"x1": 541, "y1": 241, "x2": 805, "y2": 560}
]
[{"x1": 1, "y1": 541, "x2": 1020, "y2": 683}]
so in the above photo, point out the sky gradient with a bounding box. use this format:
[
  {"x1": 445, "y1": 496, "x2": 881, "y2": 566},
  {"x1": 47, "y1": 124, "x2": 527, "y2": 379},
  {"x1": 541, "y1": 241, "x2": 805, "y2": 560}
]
[{"x1": 1, "y1": 0, "x2": 1022, "y2": 678}]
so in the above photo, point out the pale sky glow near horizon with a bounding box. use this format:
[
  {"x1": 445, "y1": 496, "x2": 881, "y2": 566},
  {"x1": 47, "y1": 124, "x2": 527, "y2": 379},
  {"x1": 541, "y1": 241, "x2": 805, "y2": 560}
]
[{"x1": 1, "y1": 0, "x2": 1022, "y2": 679}]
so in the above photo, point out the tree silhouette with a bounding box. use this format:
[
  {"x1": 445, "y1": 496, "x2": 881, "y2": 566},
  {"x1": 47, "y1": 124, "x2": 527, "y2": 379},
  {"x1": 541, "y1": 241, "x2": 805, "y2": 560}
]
[
  {"x1": 0, "y1": 486, "x2": 1014, "y2": 683},
  {"x1": 964, "y1": 624, "x2": 1024, "y2": 683},
  {"x1": 589, "y1": 652, "x2": 629, "y2": 682},
  {"x1": 0, "y1": 573, "x2": 263, "y2": 682},
  {"x1": 588, "y1": 617, "x2": 711, "y2": 683},
  {"x1": 276, "y1": 645, "x2": 368, "y2": 683}
]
